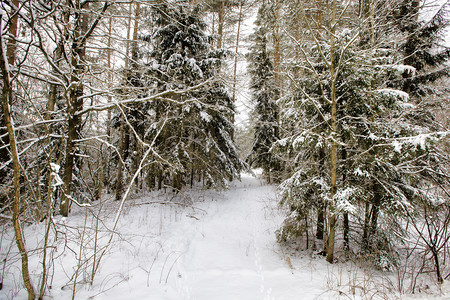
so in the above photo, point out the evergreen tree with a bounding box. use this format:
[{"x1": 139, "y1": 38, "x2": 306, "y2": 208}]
[
  {"x1": 394, "y1": 1, "x2": 450, "y2": 97},
  {"x1": 144, "y1": 1, "x2": 244, "y2": 189},
  {"x1": 275, "y1": 0, "x2": 450, "y2": 267},
  {"x1": 390, "y1": 1, "x2": 450, "y2": 282},
  {"x1": 247, "y1": 5, "x2": 281, "y2": 183}
]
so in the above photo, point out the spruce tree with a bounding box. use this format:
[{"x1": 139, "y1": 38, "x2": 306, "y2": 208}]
[
  {"x1": 143, "y1": 1, "x2": 244, "y2": 189},
  {"x1": 391, "y1": 1, "x2": 450, "y2": 282},
  {"x1": 394, "y1": 1, "x2": 450, "y2": 97},
  {"x1": 246, "y1": 5, "x2": 280, "y2": 183},
  {"x1": 276, "y1": 0, "x2": 450, "y2": 267}
]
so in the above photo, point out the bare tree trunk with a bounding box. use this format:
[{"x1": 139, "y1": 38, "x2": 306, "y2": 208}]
[
  {"x1": 0, "y1": 0, "x2": 20, "y2": 189},
  {"x1": 0, "y1": 16, "x2": 36, "y2": 300},
  {"x1": 315, "y1": 150, "x2": 325, "y2": 244},
  {"x1": 217, "y1": 1, "x2": 225, "y2": 49},
  {"x1": 342, "y1": 149, "x2": 349, "y2": 252},
  {"x1": 59, "y1": 0, "x2": 110, "y2": 214},
  {"x1": 116, "y1": 2, "x2": 133, "y2": 201},
  {"x1": 273, "y1": 0, "x2": 281, "y2": 93},
  {"x1": 47, "y1": 6, "x2": 70, "y2": 122},
  {"x1": 432, "y1": 247, "x2": 444, "y2": 284},
  {"x1": 6, "y1": 0, "x2": 19, "y2": 66},
  {"x1": 362, "y1": 201, "x2": 370, "y2": 249},
  {"x1": 231, "y1": 2, "x2": 243, "y2": 104},
  {"x1": 131, "y1": 3, "x2": 141, "y2": 189},
  {"x1": 61, "y1": 1, "x2": 90, "y2": 216},
  {"x1": 116, "y1": 117, "x2": 125, "y2": 201},
  {"x1": 343, "y1": 213, "x2": 349, "y2": 251},
  {"x1": 370, "y1": 192, "x2": 380, "y2": 235},
  {"x1": 326, "y1": 0, "x2": 338, "y2": 264},
  {"x1": 106, "y1": 16, "x2": 113, "y2": 193},
  {"x1": 132, "y1": 3, "x2": 141, "y2": 61},
  {"x1": 316, "y1": 201, "x2": 325, "y2": 240}
]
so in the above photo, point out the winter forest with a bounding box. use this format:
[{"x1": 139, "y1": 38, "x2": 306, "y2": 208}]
[{"x1": 0, "y1": 0, "x2": 449, "y2": 299}]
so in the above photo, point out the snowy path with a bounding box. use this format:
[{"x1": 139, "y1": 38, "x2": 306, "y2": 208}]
[
  {"x1": 170, "y1": 174, "x2": 339, "y2": 300},
  {"x1": 175, "y1": 175, "x2": 276, "y2": 300}
]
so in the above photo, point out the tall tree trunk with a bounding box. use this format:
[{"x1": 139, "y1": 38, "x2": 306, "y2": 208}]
[
  {"x1": 342, "y1": 149, "x2": 349, "y2": 252},
  {"x1": 343, "y1": 213, "x2": 349, "y2": 251},
  {"x1": 47, "y1": 6, "x2": 70, "y2": 121},
  {"x1": 230, "y1": 1, "x2": 243, "y2": 141},
  {"x1": 362, "y1": 201, "x2": 370, "y2": 250},
  {"x1": 0, "y1": 16, "x2": 36, "y2": 300},
  {"x1": 131, "y1": 3, "x2": 141, "y2": 189},
  {"x1": 273, "y1": 0, "x2": 281, "y2": 93},
  {"x1": 231, "y1": 2, "x2": 243, "y2": 104},
  {"x1": 370, "y1": 183, "x2": 381, "y2": 235},
  {"x1": 131, "y1": 3, "x2": 141, "y2": 61},
  {"x1": 326, "y1": 0, "x2": 338, "y2": 264},
  {"x1": 61, "y1": 1, "x2": 90, "y2": 216},
  {"x1": 316, "y1": 201, "x2": 325, "y2": 240},
  {"x1": 6, "y1": 0, "x2": 19, "y2": 66},
  {"x1": 47, "y1": 42, "x2": 62, "y2": 120},
  {"x1": 116, "y1": 117, "x2": 125, "y2": 201},
  {"x1": 106, "y1": 16, "x2": 113, "y2": 193},
  {"x1": 116, "y1": 3, "x2": 134, "y2": 201},
  {"x1": 0, "y1": 0, "x2": 20, "y2": 188},
  {"x1": 217, "y1": 1, "x2": 225, "y2": 49},
  {"x1": 315, "y1": 149, "x2": 325, "y2": 243},
  {"x1": 96, "y1": 144, "x2": 104, "y2": 200}
]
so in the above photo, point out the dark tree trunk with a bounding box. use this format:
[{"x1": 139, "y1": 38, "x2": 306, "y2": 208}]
[
  {"x1": 342, "y1": 149, "x2": 349, "y2": 252},
  {"x1": 116, "y1": 118, "x2": 125, "y2": 201},
  {"x1": 316, "y1": 201, "x2": 325, "y2": 240},
  {"x1": 362, "y1": 202, "x2": 370, "y2": 250},
  {"x1": 61, "y1": 2, "x2": 90, "y2": 216},
  {"x1": 343, "y1": 213, "x2": 349, "y2": 251}
]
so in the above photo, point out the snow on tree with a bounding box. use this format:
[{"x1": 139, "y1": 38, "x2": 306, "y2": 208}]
[
  {"x1": 246, "y1": 4, "x2": 281, "y2": 183},
  {"x1": 274, "y1": 0, "x2": 450, "y2": 269},
  {"x1": 390, "y1": 0, "x2": 450, "y2": 283},
  {"x1": 142, "y1": 1, "x2": 245, "y2": 189}
]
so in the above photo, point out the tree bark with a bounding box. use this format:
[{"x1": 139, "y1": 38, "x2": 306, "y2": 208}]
[
  {"x1": 6, "y1": 0, "x2": 19, "y2": 66},
  {"x1": 131, "y1": 3, "x2": 141, "y2": 188},
  {"x1": 342, "y1": 149, "x2": 349, "y2": 252},
  {"x1": 326, "y1": 0, "x2": 338, "y2": 264},
  {"x1": 343, "y1": 212, "x2": 349, "y2": 251},
  {"x1": 362, "y1": 201, "x2": 370, "y2": 250},
  {"x1": 273, "y1": 0, "x2": 281, "y2": 93},
  {"x1": 217, "y1": 1, "x2": 225, "y2": 49},
  {"x1": 116, "y1": 2, "x2": 133, "y2": 201},
  {"x1": 316, "y1": 201, "x2": 325, "y2": 240},
  {"x1": 0, "y1": 0, "x2": 20, "y2": 188},
  {"x1": 231, "y1": 2, "x2": 243, "y2": 104},
  {"x1": 432, "y1": 248, "x2": 444, "y2": 284},
  {"x1": 47, "y1": 6, "x2": 70, "y2": 122},
  {"x1": 61, "y1": 1, "x2": 90, "y2": 216},
  {"x1": 369, "y1": 183, "x2": 381, "y2": 238},
  {"x1": 0, "y1": 17, "x2": 36, "y2": 300},
  {"x1": 106, "y1": 16, "x2": 113, "y2": 193},
  {"x1": 116, "y1": 117, "x2": 125, "y2": 201}
]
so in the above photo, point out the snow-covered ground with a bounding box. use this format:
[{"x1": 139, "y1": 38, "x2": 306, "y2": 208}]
[{"x1": 1, "y1": 173, "x2": 448, "y2": 299}]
